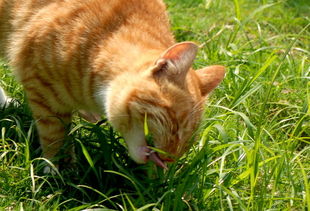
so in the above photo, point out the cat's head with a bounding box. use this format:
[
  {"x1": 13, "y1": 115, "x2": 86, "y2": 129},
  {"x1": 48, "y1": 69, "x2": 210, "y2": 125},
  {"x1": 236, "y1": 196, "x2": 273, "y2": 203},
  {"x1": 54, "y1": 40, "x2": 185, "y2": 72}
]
[{"x1": 106, "y1": 42, "x2": 225, "y2": 168}]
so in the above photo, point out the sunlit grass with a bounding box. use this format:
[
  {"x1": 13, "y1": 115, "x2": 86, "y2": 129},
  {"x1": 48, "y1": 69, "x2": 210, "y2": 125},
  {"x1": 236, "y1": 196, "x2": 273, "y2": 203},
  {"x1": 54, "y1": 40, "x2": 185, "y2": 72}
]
[{"x1": 1, "y1": 0, "x2": 309, "y2": 210}]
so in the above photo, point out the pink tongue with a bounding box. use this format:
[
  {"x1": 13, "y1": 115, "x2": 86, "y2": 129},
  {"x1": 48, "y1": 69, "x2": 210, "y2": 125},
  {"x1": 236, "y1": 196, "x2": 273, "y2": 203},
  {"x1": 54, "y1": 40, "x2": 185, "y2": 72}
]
[{"x1": 149, "y1": 151, "x2": 168, "y2": 170}]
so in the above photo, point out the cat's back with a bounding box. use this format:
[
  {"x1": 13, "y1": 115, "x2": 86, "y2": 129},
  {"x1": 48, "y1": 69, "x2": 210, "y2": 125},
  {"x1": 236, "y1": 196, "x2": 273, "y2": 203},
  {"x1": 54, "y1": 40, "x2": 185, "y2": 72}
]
[
  {"x1": 8, "y1": 0, "x2": 173, "y2": 74},
  {"x1": 8, "y1": 0, "x2": 171, "y2": 45}
]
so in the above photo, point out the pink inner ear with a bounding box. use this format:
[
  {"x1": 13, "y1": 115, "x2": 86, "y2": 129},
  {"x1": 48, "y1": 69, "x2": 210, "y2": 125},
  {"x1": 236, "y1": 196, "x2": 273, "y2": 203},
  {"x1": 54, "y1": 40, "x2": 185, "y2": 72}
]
[
  {"x1": 162, "y1": 42, "x2": 196, "y2": 60},
  {"x1": 152, "y1": 42, "x2": 199, "y2": 86}
]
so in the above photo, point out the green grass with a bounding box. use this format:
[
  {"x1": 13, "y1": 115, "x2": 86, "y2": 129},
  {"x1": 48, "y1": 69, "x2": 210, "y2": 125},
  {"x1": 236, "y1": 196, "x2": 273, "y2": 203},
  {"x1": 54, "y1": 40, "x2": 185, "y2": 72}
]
[{"x1": 1, "y1": 0, "x2": 309, "y2": 210}]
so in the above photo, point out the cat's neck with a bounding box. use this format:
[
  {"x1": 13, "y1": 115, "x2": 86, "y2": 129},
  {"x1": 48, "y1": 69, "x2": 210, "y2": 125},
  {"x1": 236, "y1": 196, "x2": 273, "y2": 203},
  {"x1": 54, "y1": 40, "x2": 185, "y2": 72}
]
[
  {"x1": 93, "y1": 39, "x2": 170, "y2": 76},
  {"x1": 88, "y1": 0, "x2": 175, "y2": 113},
  {"x1": 91, "y1": 35, "x2": 172, "y2": 87},
  {"x1": 90, "y1": 38, "x2": 170, "y2": 114}
]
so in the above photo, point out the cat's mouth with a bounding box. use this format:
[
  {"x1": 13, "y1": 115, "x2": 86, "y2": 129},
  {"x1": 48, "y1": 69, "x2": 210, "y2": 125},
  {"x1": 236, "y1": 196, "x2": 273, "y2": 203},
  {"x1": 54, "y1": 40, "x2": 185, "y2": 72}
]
[
  {"x1": 148, "y1": 150, "x2": 168, "y2": 169},
  {"x1": 144, "y1": 147, "x2": 175, "y2": 170},
  {"x1": 132, "y1": 145, "x2": 173, "y2": 169}
]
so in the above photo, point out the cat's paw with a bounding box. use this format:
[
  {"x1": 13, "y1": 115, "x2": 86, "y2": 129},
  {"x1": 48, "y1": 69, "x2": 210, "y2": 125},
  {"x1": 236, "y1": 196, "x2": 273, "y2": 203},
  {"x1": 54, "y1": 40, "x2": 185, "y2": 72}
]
[
  {"x1": 43, "y1": 165, "x2": 57, "y2": 175},
  {"x1": 0, "y1": 87, "x2": 10, "y2": 107},
  {"x1": 42, "y1": 161, "x2": 59, "y2": 176},
  {"x1": 0, "y1": 87, "x2": 18, "y2": 108}
]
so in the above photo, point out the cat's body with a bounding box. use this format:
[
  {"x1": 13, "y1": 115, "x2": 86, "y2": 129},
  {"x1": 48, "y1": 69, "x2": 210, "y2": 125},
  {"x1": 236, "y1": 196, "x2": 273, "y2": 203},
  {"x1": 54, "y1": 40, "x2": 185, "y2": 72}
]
[{"x1": 0, "y1": 0, "x2": 225, "y2": 169}]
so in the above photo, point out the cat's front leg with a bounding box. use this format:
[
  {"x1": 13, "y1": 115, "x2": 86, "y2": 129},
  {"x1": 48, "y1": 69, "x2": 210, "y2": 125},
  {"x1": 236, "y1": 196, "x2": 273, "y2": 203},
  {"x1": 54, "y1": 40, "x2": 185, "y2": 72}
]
[
  {"x1": 27, "y1": 98, "x2": 72, "y2": 173},
  {"x1": 36, "y1": 113, "x2": 72, "y2": 174}
]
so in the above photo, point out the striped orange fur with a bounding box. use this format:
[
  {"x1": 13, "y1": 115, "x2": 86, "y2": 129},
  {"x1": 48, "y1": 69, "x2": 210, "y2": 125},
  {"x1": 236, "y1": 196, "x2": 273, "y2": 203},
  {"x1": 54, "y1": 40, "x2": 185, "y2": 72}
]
[{"x1": 0, "y1": 0, "x2": 225, "y2": 169}]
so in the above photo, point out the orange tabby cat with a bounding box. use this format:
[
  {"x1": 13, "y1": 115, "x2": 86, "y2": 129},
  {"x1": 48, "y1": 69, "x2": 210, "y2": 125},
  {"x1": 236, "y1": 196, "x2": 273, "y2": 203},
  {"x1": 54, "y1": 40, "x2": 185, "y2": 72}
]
[{"x1": 0, "y1": 0, "x2": 225, "y2": 170}]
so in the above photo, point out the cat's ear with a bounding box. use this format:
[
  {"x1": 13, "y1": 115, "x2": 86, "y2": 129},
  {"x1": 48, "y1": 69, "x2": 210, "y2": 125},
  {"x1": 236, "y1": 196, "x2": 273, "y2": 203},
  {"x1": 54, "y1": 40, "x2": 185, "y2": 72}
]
[
  {"x1": 196, "y1": 65, "x2": 225, "y2": 96},
  {"x1": 152, "y1": 42, "x2": 198, "y2": 87}
]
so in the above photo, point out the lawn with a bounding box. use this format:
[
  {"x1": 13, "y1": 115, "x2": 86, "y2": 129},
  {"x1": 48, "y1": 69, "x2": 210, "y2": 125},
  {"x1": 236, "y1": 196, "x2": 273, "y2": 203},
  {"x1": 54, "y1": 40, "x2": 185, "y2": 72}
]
[{"x1": 0, "y1": 0, "x2": 309, "y2": 210}]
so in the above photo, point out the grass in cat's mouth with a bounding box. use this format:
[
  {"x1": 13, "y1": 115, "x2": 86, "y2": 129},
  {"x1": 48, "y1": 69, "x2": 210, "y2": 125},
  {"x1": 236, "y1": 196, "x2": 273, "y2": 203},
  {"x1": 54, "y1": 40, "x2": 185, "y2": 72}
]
[
  {"x1": 147, "y1": 150, "x2": 168, "y2": 170},
  {"x1": 145, "y1": 140, "x2": 175, "y2": 169},
  {"x1": 144, "y1": 113, "x2": 174, "y2": 169},
  {"x1": 144, "y1": 134, "x2": 168, "y2": 169}
]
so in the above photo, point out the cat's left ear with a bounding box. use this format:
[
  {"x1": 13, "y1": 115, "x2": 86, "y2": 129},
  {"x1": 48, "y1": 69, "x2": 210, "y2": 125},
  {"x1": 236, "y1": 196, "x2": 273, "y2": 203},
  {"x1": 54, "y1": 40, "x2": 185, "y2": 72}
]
[
  {"x1": 196, "y1": 65, "x2": 225, "y2": 96},
  {"x1": 152, "y1": 42, "x2": 198, "y2": 87}
]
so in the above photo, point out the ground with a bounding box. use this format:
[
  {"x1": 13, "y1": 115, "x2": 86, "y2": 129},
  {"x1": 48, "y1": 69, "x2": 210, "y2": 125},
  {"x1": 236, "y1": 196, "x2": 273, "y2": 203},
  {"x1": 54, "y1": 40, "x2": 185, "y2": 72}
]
[{"x1": 0, "y1": 0, "x2": 309, "y2": 210}]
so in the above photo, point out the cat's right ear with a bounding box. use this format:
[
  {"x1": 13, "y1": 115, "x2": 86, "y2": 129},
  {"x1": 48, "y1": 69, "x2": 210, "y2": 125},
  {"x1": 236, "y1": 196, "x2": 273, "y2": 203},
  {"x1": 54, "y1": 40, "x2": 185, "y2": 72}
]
[{"x1": 151, "y1": 42, "x2": 198, "y2": 87}]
